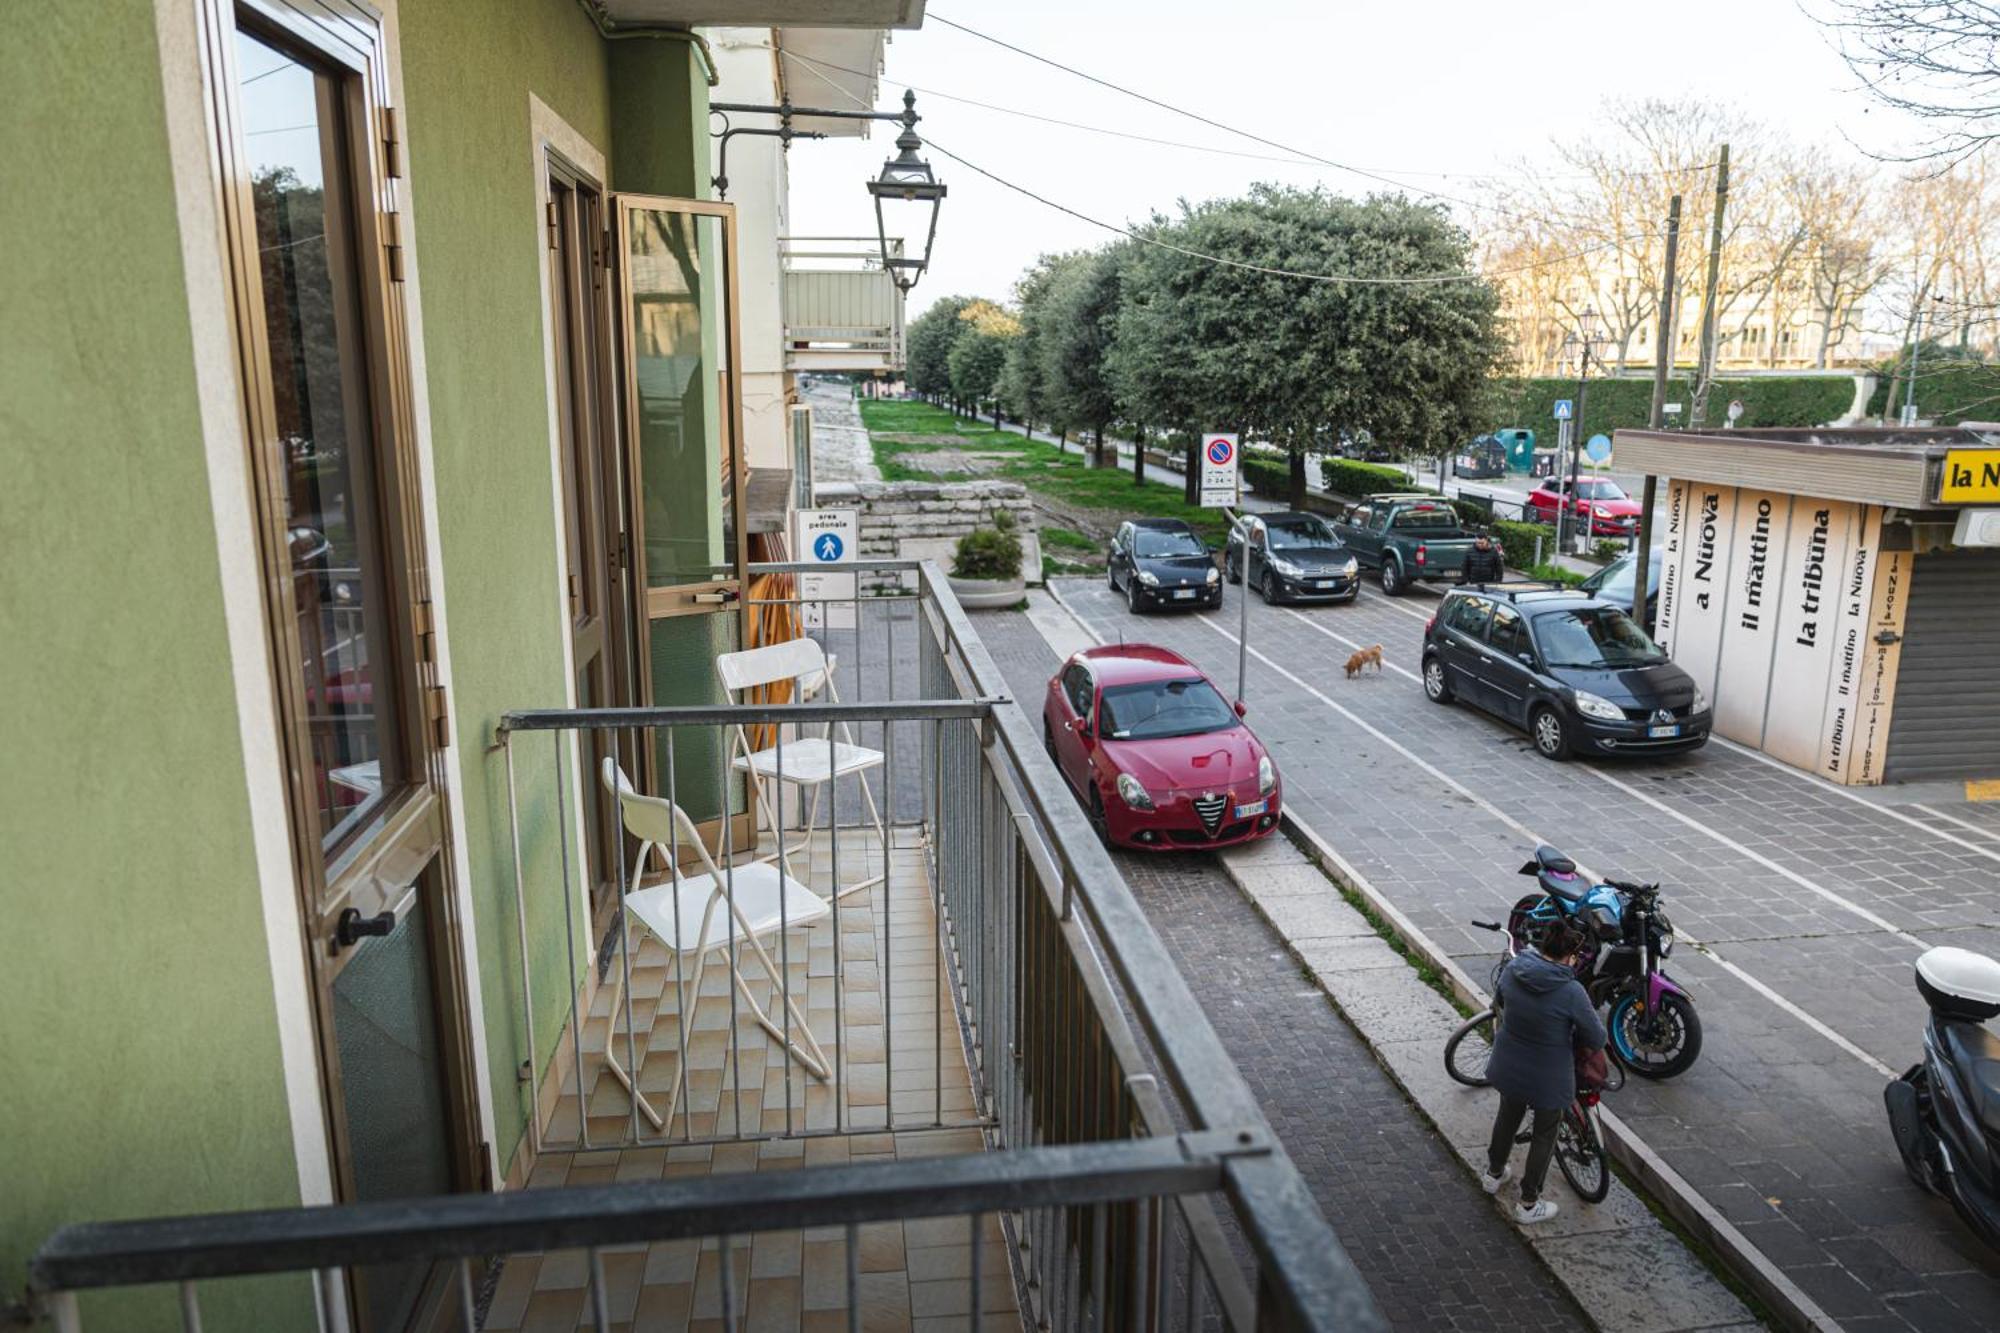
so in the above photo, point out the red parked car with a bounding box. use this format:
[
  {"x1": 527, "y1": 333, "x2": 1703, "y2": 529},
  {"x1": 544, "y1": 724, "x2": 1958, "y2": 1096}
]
[
  {"x1": 1526, "y1": 476, "x2": 1642, "y2": 538},
  {"x1": 1042, "y1": 644, "x2": 1281, "y2": 851}
]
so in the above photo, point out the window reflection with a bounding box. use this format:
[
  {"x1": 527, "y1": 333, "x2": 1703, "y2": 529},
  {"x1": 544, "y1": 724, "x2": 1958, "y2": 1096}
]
[
  {"x1": 238, "y1": 30, "x2": 399, "y2": 852},
  {"x1": 626, "y1": 208, "x2": 735, "y2": 587}
]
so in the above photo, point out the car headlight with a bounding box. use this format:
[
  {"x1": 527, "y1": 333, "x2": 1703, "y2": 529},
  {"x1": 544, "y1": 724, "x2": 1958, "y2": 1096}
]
[
  {"x1": 1206, "y1": 566, "x2": 1220, "y2": 584},
  {"x1": 1137, "y1": 570, "x2": 1160, "y2": 587},
  {"x1": 1572, "y1": 690, "x2": 1625, "y2": 722},
  {"x1": 1691, "y1": 687, "x2": 1707, "y2": 713},
  {"x1": 1258, "y1": 754, "x2": 1276, "y2": 795},
  {"x1": 1342, "y1": 557, "x2": 1358, "y2": 577},
  {"x1": 1115, "y1": 772, "x2": 1155, "y2": 811},
  {"x1": 1271, "y1": 559, "x2": 1302, "y2": 578}
]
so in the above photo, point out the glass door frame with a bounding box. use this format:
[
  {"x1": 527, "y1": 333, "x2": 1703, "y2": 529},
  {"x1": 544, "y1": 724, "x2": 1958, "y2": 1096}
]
[
  {"x1": 200, "y1": 0, "x2": 486, "y2": 1323},
  {"x1": 609, "y1": 194, "x2": 756, "y2": 856}
]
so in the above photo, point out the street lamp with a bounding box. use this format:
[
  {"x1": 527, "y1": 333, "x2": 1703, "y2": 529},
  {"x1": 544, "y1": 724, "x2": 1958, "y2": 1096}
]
[
  {"x1": 867, "y1": 91, "x2": 946, "y2": 293},
  {"x1": 710, "y1": 89, "x2": 945, "y2": 292}
]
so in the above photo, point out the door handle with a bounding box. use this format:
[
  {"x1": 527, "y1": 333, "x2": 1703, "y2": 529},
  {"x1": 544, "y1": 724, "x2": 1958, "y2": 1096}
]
[{"x1": 335, "y1": 907, "x2": 395, "y2": 951}]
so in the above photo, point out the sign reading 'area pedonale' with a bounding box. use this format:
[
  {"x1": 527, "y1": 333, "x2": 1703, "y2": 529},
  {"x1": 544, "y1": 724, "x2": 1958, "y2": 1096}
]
[{"x1": 1939, "y1": 448, "x2": 2000, "y2": 503}]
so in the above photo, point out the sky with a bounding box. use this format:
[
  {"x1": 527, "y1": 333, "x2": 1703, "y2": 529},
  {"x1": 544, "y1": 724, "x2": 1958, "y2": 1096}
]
[{"x1": 783, "y1": 0, "x2": 1932, "y2": 317}]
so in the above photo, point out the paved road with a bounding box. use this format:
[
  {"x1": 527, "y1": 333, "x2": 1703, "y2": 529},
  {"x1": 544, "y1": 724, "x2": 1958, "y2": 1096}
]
[
  {"x1": 1048, "y1": 573, "x2": 2000, "y2": 1330},
  {"x1": 973, "y1": 608, "x2": 1593, "y2": 1332}
]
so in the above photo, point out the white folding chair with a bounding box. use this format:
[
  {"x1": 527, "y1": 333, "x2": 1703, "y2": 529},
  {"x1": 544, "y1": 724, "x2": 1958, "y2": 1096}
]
[
  {"x1": 598, "y1": 759, "x2": 832, "y2": 1132},
  {"x1": 717, "y1": 638, "x2": 887, "y2": 900}
]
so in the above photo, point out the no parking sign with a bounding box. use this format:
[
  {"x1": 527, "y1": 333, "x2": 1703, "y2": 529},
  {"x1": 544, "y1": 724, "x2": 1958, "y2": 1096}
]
[{"x1": 1200, "y1": 433, "x2": 1239, "y2": 508}]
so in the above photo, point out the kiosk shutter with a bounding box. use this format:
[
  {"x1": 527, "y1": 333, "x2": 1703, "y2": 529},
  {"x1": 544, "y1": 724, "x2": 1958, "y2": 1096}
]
[{"x1": 1884, "y1": 547, "x2": 2000, "y2": 782}]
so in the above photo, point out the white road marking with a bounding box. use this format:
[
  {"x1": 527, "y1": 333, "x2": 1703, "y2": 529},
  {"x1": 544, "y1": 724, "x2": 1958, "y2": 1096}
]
[
  {"x1": 1189, "y1": 609, "x2": 1913, "y2": 1080},
  {"x1": 1712, "y1": 736, "x2": 2000, "y2": 868},
  {"x1": 1283, "y1": 608, "x2": 1424, "y2": 685},
  {"x1": 1353, "y1": 585, "x2": 1437, "y2": 622},
  {"x1": 1913, "y1": 803, "x2": 2000, "y2": 841}
]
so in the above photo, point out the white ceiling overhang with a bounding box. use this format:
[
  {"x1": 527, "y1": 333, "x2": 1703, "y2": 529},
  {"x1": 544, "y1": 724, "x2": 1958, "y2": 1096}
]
[
  {"x1": 597, "y1": 1, "x2": 923, "y2": 28},
  {"x1": 778, "y1": 28, "x2": 887, "y2": 137}
]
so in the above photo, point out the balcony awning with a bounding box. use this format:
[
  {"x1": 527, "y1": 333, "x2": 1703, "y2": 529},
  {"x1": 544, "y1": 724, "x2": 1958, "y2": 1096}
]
[{"x1": 597, "y1": 0, "x2": 923, "y2": 27}]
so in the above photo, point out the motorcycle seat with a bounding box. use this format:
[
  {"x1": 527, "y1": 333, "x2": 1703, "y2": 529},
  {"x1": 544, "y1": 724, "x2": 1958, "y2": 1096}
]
[
  {"x1": 1531, "y1": 844, "x2": 1589, "y2": 903},
  {"x1": 1941, "y1": 1021, "x2": 2000, "y2": 1131}
]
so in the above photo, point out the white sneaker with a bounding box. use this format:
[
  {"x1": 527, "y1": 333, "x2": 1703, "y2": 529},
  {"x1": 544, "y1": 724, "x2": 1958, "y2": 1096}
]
[
  {"x1": 1515, "y1": 1199, "x2": 1559, "y2": 1224},
  {"x1": 1479, "y1": 1163, "x2": 1511, "y2": 1195}
]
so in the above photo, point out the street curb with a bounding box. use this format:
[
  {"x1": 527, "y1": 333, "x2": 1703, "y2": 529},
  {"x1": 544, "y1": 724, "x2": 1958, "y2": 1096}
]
[{"x1": 1275, "y1": 813, "x2": 1840, "y2": 1333}]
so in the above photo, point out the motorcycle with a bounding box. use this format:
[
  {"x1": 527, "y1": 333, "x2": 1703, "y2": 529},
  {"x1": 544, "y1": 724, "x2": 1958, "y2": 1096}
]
[
  {"x1": 1884, "y1": 946, "x2": 2000, "y2": 1249},
  {"x1": 1508, "y1": 844, "x2": 1702, "y2": 1079}
]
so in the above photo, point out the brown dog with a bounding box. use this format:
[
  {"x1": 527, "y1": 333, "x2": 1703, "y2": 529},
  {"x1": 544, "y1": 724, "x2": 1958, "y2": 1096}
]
[{"x1": 1344, "y1": 643, "x2": 1385, "y2": 678}]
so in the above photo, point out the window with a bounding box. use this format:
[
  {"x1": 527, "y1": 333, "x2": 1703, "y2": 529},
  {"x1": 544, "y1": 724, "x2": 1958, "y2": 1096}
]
[
  {"x1": 1392, "y1": 504, "x2": 1457, "y2": 530},
  {"x1": 1532, "y1": 607, "x2": 1669, "y2": 668},
  {"x1": 1133, "y1": 527, "x2": 1204, "y2": 558},
  {"x1": 1267, "y1": 517, "x2": 1339, "y2": 550},
  {"x1": 1489, "y1": 604, "x2": 1530, "y2": 659},
  {"x1": 1098, "y1": 677, "x2": 1240, "y2": 740},
  {"x1": 1062, "y1": 663, "x2": 1093, "y2": 718},
  {"x1": 237, "y1": 27, "x2": 405, "y2": 855},
  {"x1": 1445, "y1": 594, "x2": 1494, "y2": 637}
]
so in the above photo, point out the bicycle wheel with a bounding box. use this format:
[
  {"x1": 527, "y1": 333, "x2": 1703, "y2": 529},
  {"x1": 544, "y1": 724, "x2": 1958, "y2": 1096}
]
[
  {"x1": 1555, "y1": 1102, "x2": 1611, "y2": 1203},
  {"x1": 1444, "y1": 1009, "x2": 1496, "y2": 1087}
]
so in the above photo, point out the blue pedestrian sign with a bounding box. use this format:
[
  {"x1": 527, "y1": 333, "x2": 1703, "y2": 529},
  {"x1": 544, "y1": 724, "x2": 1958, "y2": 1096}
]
[
  {"x1": 1585, "y1": 433, "x2": 1612, "y2": 463},
  {"x1": 813, "y1": 532, "x2": 845, "y2": 562},
  {"x1": 1552, "y1": 399, "x2": 1574, "y2": 422}
]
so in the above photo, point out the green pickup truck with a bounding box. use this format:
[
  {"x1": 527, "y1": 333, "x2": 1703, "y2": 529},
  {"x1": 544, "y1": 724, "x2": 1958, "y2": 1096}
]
[{"x1": 1330, "y1": 493, "x2": 1480, "y2": 595}]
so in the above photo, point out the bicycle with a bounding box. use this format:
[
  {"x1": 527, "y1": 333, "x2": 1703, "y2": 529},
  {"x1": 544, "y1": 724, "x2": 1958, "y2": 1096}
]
[{"x1": 1443, "y1": 918, "x2": 1617, "y2": 1204}]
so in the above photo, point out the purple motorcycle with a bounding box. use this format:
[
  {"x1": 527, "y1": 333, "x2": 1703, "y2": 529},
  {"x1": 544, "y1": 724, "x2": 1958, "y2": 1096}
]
[{"x1": 1508, "y1": 845, "x2": 1703, "y2": 1080}]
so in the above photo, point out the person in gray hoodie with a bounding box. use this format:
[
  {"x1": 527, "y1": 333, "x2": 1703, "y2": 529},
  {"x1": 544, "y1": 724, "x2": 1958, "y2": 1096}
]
[{"x1": 1480, "y1": 921, "x2": 1608, "y2": 1222}]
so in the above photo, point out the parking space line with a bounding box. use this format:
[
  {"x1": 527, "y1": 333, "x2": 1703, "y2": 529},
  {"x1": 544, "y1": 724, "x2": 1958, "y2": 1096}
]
[
  {"x1": 1186, "y1": 609, "x2": 1911, "y2": 1080},
  {"x1": 1914, "y1": 803, "x2": 2000, "y2": 841},
  {"x1": 1712, "y1": 735, "x2": 2000, "y2": 868}
]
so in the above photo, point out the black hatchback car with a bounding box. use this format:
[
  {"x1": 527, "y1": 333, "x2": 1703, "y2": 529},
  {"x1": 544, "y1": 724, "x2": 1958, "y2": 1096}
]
[
  {"x1": 1108, "y1": 518, "x2": 1222, "y2": 612},
  {"x1": 1225, "y1": 511, "x2": 1359, "y2": 603},
  {"x1": 1421, "y1": 585, "x2": 1710, "y2": 760}
]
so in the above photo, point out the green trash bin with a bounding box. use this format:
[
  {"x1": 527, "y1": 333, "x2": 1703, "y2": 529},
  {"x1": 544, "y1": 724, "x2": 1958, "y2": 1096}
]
[{"x1": 1492, "y1": 428, "x2": 1537, "y2": 472}]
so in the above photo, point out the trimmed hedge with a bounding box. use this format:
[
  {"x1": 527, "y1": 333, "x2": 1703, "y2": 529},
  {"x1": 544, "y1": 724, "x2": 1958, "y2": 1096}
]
[
  {"x1": 1243, "y1": 453, "x2": 1291, "y2": 497},
  {"x1": 1490, "y1": 375, "x2": 1857, "y2": 437},
  {"x1": 1864, "y1": 357, "x2": 2000, "y2": 422},
  {"x1": 1321, "y1": 458, "x2": 1415, "y2": 499},
  {"x1": 1493, "y1": 519, "x2": 1557, "y2": 572}
]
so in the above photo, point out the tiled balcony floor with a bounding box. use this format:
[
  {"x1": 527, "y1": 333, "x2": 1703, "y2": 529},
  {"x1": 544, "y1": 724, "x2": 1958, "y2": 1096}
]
[{"x1": 490, "y1": 828, "x2": 1020, "y2": 1332}]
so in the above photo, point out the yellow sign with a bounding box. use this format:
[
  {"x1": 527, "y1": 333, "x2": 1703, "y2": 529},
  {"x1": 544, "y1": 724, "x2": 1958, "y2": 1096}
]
[{"x1": 1940, "y1": 448, "x2": 2000, "y2": 503}]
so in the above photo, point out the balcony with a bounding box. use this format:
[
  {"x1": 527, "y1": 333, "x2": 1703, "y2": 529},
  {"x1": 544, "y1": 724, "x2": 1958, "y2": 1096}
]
[
  {"x1": 28, "y1": 564, "x2": 1381, "y2": 1333},
  {"x1": 783, "y1": 238, "x2": 904, "y2": 373}
]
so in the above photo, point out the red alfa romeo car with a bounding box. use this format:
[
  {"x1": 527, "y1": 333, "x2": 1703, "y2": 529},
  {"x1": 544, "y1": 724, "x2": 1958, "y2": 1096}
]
[
  {"x1": 1525, "y1": 476, "x2": 1642, "y2": 538},
  {"x1": 1042, "y1": 644, "x2": 1281, "y2": 850}
]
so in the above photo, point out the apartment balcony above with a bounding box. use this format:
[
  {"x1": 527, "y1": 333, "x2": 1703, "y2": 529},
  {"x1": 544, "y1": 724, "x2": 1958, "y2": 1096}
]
[
  {"x1": 783, "y1": 237, "x2": 904, "y2": 373},
  {"x1": 592, "y1": 2, "x2": 925, "y2": 28}
]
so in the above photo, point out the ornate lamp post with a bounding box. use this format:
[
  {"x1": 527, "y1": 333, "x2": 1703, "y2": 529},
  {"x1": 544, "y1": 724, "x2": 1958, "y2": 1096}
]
[
  {"x1": 1557, "y1": 307, "x2": 1607, "y2": 555},
  {"x1": 710, "y1": 89, "x2": 944, "y2": 291}
]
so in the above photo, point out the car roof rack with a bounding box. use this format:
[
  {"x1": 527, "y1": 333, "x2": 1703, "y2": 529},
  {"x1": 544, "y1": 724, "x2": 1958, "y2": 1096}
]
[
  {"x1": 1453, "y1": 581, "x2": 1581, "y2": 600},
  {"x1": 1364, "y1": 492, "x2": 1446, "y2": 503}
]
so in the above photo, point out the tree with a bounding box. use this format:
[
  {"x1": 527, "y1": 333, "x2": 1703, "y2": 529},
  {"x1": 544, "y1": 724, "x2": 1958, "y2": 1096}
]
[
  {"x1": 1821, "y1": 2, "x2": 2000, "y2": 162},
  {"x1": 947, "y1": 300, "x2": 1019, "y2": 428},
  {"x1": 906, "y1": 295, "x2": 973, "y2": 405},
  {"x1": 1040, "y1": 245, "x2": 1130, "y2": 468},
  {"x1": 1000, "y1": 254, "x2": 1074, "y2": 444},
  {"x1": 1110, "y1": 186, "x2": 1505, "y2": 508}
]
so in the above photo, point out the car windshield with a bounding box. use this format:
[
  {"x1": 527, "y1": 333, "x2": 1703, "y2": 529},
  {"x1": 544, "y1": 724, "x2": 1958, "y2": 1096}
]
[
  {"x1": 1582, "y1": 549, "x2": 1661, "y2": 601},
  {"x1": 1267, "y1": 518, "x2": 1339, "y2": 550},
  {"x1": 1532, "y1": 606, "x2": 1669, "y2": 668},
  {"x1": 1098, "y1": 677, "x2": 1239, "y2": 740},
  {"x1": 1133, "y1": 529, "x2": 1205, "y2": 558},
  {"x1": 1574, "y1": 479, "x2": 1628, "y2": 500}
]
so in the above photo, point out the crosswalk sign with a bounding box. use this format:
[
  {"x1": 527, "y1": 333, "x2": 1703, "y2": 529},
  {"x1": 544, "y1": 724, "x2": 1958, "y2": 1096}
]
[{"x1": 1552, "y1": 399, "x2": 1574, "y2": 422}]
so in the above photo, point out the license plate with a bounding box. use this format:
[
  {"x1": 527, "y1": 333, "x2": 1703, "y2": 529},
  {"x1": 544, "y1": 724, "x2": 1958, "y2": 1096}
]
[
  {"x1": 1173, "y1": 588, "x2": 1197, "y2": 600},
  {"x1": 1648, "y1": 724, "x2": 1680, "y2": 738},
  {"x1": 1233, "y1": 799, "x2": 1268, "y2": 818},
  {"x1": 1314, "y1": 580, "x2": 1338, "y2": 589}
]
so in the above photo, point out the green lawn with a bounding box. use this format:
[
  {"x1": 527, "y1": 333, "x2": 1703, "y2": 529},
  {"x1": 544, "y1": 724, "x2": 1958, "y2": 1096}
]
[{"x1": 858, "y1": 400, "x2": 1229, "y2": 542}]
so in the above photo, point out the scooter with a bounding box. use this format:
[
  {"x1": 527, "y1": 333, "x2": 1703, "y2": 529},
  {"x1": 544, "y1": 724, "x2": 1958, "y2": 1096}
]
[
  {"x1": 1508, "y1": 844, "x2": 1702, "y2": 1079},
  {"x1": 1884, "y1": 946, "x2": 2000, "y2": 1249}
]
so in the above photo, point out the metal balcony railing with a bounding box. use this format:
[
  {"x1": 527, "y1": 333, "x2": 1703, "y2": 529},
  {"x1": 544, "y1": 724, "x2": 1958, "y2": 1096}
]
[
  {"x1": 26, "y1": 563, "x2": 1382, "y2": 1333},
  {"x1": 781, "y1": 237, "x2": 903, "y2": 371}
]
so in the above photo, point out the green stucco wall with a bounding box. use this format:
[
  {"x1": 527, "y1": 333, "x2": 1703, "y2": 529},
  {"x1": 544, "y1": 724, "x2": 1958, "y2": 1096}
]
[
  {"x1": 397, "y1": 0, "x2": 616, "y2": 1177},
  {"x1": 0, "y1": 2, "x2": 306, "y2": 1326}
]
